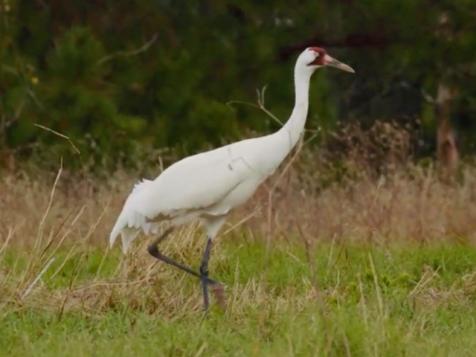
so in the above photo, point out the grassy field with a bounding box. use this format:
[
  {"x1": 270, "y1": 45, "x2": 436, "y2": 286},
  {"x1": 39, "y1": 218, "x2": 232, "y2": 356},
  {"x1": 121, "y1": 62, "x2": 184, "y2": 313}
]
[
  {"x1": 2, "y1": 238, "x2": 476, "y2": 356},
  {"x1": 2, "y1": 160, "x2": 476, "y2": 356}
]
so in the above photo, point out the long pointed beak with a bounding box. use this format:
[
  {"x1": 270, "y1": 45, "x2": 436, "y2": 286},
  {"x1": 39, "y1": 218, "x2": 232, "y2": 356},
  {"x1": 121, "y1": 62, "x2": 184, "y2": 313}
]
[{"x1": 324, "y1": 55, "x2": 355, "y2": 73}]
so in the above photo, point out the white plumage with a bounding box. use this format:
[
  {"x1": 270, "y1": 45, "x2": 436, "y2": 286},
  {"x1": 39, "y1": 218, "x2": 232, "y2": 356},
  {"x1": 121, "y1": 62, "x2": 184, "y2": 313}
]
[
  {"x1": 110, "y1": 133, "x2": 289, "y2": 252},
  {"x1": 110, "y1": 47, "x2": 354, "y2": 253}
]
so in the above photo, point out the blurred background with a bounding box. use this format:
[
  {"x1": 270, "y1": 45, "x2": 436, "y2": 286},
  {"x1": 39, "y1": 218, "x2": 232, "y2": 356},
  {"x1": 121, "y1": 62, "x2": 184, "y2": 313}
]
[{"x1": 1, "y1": 0, "x2": 476, "y2": 172}]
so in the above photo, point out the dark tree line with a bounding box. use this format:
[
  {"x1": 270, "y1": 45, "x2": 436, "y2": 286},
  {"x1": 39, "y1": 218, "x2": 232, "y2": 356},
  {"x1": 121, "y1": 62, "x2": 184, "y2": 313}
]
[{"x1": 1, "y1": 0, "x2": 475, "y2": 170}]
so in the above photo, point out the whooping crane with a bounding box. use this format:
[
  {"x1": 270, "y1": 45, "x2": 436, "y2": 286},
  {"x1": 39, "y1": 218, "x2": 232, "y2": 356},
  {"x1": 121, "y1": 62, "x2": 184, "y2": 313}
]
[{"x1": 109, "y1": 47, "x2": 354, "y2": 310}]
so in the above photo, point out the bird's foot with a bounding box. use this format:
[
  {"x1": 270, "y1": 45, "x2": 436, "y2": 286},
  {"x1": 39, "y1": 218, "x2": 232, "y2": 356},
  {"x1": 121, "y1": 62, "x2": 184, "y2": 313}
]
[
  {"x1": 200, "y1": 267, "x2": 225, "y2": 311},
  {"x1": 210, "y1": 282, "x2": 226, "y2": 310},
  {"x1": 201, "y1": 279, "x2": 226, "y2": 312}
]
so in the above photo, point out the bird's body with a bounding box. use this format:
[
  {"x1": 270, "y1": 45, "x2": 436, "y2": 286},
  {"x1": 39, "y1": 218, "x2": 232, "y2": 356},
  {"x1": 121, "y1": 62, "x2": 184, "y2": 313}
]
[
  {"x1": 109, "y1": 46, "x2": 354, "y2": 310},
  {"x1": 110, "y1": 127, "x2": 296, "y2": 251}
]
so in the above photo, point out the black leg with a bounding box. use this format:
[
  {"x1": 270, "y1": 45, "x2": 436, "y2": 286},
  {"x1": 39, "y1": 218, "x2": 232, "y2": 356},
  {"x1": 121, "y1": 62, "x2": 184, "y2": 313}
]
[
  {"x1": 147, "y1": 228, "x2": 218, "y2": 285},
  {"x1": 200, "y1": 238, "x2": 213, "y2": 310}
]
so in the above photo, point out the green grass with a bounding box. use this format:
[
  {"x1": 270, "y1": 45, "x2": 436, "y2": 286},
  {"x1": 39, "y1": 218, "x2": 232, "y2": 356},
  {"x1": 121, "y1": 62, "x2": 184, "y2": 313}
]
[{"x1": 2, "y1": 238, "x2": 476, "y2": 356}]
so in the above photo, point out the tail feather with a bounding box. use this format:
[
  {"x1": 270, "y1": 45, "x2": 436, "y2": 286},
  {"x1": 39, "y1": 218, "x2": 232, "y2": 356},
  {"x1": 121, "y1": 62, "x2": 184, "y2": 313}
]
[
  {"x1": 109, "y1": 214, "x2": 160, "y2": 253},
  {"x1": 109, "y1": 179, "x2": 159, "y2": 253},
  {"x1": 109, "y1": 209, "x2": 143, "y2": 253},
  {"x1": 109, "y1": 215, "x2": 126, "y2": 250}
]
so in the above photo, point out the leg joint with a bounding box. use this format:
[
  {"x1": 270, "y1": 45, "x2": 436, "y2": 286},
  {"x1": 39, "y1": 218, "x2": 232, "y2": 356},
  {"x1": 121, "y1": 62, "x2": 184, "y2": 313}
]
[
  {"x1": 200, "y1": 263, "x2": 209, "y2": 276},
  {"x1": 147, "y1": 243, "x2": 159, "y2": 257}
]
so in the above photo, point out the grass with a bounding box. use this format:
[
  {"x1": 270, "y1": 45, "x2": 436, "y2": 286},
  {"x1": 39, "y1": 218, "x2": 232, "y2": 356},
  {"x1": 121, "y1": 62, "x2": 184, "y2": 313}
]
[
  {"x1": 2, "y1": 140, "x2": 476, "y2": 356},
  {"x1": 2, "y1": 238, "x2": 476, "y2": 356}
]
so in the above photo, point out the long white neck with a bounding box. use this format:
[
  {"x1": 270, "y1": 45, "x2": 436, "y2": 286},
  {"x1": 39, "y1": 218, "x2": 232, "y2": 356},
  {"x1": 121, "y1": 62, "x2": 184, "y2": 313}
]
[{"x1": 278, "y1": 66, "x2": 312, "y2": 149}]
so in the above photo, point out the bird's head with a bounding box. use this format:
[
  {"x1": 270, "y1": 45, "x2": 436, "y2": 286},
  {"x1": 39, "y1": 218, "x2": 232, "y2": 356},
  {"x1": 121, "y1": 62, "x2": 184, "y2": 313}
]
[{"x1": 296, "y1": 46, "x2": 355, "y2": 75}]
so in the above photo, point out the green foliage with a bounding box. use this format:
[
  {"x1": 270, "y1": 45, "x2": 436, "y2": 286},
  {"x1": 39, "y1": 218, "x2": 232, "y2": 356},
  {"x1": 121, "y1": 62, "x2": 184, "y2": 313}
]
[
  {"x1": 47, "y1": 27, "x2": 106, "y2": 81},
  {"x1": 1, "y1": 1, "x2": 476, "y2": 169}
]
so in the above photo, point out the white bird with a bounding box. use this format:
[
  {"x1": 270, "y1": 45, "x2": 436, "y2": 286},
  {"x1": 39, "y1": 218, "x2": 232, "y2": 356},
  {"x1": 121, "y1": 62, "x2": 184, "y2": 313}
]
[{"x1": 109, "y1": 46, "x2": 354, "y2": 310}]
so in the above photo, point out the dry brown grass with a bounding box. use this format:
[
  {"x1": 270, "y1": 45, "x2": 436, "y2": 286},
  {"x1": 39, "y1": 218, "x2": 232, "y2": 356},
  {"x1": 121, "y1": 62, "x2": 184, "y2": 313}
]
[
  {"x1": 3, "y1": 120, "x2": 476, "y2": 250},
  {"x1": 248, "y1": 120, "x2": 476, "y2": 245},
  {"x1": 252, "y1": 162, "x2": 476, "y2": 244},
  {"x1": 2, "y1": 121, "x2": 476, "y2": 319}
]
